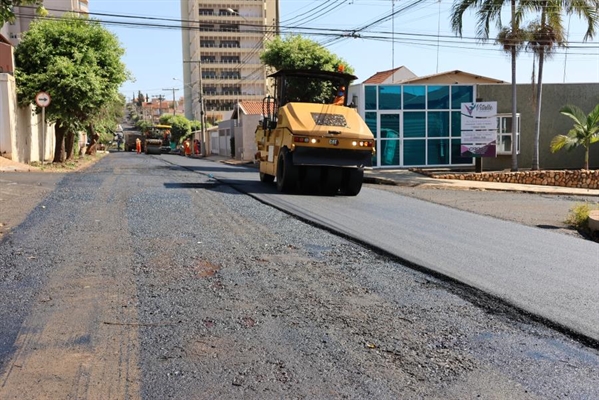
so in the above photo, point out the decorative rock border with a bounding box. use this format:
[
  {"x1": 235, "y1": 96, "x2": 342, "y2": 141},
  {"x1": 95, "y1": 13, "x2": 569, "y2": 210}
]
[{"x1": 410, "y1": 169, "x2": 599, "y2": 190}]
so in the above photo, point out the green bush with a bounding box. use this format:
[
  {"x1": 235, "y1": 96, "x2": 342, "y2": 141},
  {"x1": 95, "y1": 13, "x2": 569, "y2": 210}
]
[{"x1": 566, "y1": 203, "x2": 599, "y2": 231}]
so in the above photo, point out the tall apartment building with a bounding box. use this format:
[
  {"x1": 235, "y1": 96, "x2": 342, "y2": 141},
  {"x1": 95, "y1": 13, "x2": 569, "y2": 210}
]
[
  {"x1": 1, "y1": 0, "x2": 89, "y2": 46},
  {"x1": 180, "y1": 0, "x2": 279, "y2": 123}
]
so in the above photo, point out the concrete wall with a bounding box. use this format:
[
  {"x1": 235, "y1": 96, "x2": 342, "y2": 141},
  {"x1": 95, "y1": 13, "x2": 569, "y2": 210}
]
[
  {"x1": 238, "y1": 114, "x2": 259, "y2": 162},
  {"x1": 15, "y1": 105, "x2": 55, "y2": 163},
  {"x1": 0, "y1": 73, "x2": 18, "y2": 158},
  {"x1": 0, "y1": 73, "x2": 55, "y2": 163},
  {"x1": 478, "y1": 83, "x2": 599, "y2": 170}
]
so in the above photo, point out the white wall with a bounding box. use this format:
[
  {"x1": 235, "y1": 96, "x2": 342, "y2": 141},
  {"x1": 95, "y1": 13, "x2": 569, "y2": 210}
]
[
  {"x1": 239, "y1": 114, "x2": 260, "y2": 161},
  {"x1": 0, "y1": 73, "x2": 17, "y2": 158},
  {"x1": 1, "y1": 72, "x2": 55, "y2": 163}
]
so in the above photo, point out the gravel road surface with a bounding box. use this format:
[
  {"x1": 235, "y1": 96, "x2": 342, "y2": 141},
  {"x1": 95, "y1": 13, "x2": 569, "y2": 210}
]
[{"x1": 0, "y1": 154, "x2": 597, "y2": 399}]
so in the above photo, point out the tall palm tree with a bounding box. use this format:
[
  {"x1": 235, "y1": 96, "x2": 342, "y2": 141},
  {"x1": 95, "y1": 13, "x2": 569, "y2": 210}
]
[
  {"x1": 550, "y1": 104, "x2": 599, "y2": 170},
  {"x1": 451, "y1": 0, "x2": 524, "y2": 171},
  {"x1": 522, "y1": 0, "x2": 599, "y2": 171}
]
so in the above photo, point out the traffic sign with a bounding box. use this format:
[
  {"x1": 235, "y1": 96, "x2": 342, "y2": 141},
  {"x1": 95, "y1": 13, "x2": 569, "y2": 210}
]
[{"x1": 35, "y1": 91, "x2": 51, "y2": 107}]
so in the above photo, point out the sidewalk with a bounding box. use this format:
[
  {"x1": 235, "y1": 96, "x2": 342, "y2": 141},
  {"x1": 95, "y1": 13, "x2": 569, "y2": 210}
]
[{"x1": 363, "y1": 168, "x2": 599, "y2": 196}]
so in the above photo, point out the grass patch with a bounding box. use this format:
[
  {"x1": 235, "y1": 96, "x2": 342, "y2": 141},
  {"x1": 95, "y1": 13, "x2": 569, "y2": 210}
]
[{"x1": 565, "y1": 202, "x2": 599, "y2": 231}]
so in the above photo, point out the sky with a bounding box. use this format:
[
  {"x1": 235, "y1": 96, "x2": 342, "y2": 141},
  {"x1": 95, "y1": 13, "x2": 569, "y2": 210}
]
[{"x1": 88, "y1": 0, "x2": 599, "y2": 103}]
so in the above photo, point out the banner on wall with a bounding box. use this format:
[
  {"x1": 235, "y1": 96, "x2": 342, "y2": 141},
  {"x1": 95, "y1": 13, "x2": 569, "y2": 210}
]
[{"x1": 460, "y1": 101, "x2": 497, "y2": 157}]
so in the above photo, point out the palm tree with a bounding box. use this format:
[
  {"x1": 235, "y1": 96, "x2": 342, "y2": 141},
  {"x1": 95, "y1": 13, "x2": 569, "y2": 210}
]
[
  {"x1": 451, "y1": 0, "x2": 524, "y2": 171},
  {"x1": 522, "y1": 0, "x2": 599, "y2": 171},
  {"x1": 550, "y1": 104, "x2": 599, "y2": 170}
]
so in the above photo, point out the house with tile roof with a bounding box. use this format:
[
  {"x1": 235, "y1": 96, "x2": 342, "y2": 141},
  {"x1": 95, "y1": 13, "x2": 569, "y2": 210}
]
[
  {"x1": 362, "y1": 66, "x2": 417, "y2": 84},
  {"x1": 213, "y1": 100, "x2": 269, "y2": 160}
]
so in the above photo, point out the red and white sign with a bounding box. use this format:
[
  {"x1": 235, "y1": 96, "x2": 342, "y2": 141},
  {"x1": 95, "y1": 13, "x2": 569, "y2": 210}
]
[{"x1": 35, "y1": 91, "x2": 51, "y2": 107}]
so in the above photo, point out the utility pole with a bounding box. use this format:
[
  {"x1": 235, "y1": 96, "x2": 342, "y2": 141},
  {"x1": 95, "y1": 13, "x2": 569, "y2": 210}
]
[
  {"x1": 183, "y1": 60, "x2": 207, "y2": 156},
  {"x1": 152, "y1": 94, "x2": 165, "y2": 123},
  {"x1": 163, "y1": 87, "x2": 180, "y2": 115}
]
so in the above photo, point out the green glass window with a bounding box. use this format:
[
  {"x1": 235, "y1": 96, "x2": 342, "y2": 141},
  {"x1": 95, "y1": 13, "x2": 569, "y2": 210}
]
[
  {"x1": 451, "y1": 111, "x2": 461, "y2": 137},
  {"x1": 380, "y1": 140, "x2": 400, "y2": 166},
  {"x1": 428, "y1": 139, "x2": 450, "y2": 165},
  {"x1": 427, "y1": 86, "x2": 450, "y2": 109},
  {"x1": 380, "y1": 113, "x2": 400, "y2": 137},
  {"x1": 403, "y1": 86, "x2": 425, "y2": 110},
  {"x1": 427, "y1": 112, "x2": 449, "y2": 137},
  {"x1": 365, "y1": 86, "x2": 377, "y2": 110},
  {"x1": 404, "y1": 140, "x2": 425, "y2": 166},
  {"x1": 451, "y1": 139, "x2": 473, "y2": 164},
  {"x1": 378, "y1": 85, "x2": 401, "y2": 110},
  {"x1": 365, "y1": 112, "x2": 377, "y2": 138},
  {"x1": 403, "y1": 112, "x2": 425, "y2": 138},
  {"x1": 451, "y1": 86, "x2": 473, "y2": 109}
]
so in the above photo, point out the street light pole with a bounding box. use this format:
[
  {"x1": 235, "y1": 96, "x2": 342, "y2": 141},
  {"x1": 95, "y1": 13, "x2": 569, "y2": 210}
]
[
  {"x1": 183, "y1": 60, "x2": 207, "y2": 156},
  {"x1": 198, "y1": 59, "x2": 207, "y2": 157}
]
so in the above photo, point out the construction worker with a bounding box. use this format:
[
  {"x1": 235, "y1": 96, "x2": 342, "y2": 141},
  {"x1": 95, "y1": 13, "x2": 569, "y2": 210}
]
[
  {"x1": 183, "y1": 138, "x2": 192, "y2": 157},
  {"x1": 333, "y1": 86, "x2": 345, "y2": 105},
  {"x1": 135, "y1": 137, "x2": 142, "y2": 154},
  {"x1": 193, "y1": 139, "x2": 200, "y2": 155}
]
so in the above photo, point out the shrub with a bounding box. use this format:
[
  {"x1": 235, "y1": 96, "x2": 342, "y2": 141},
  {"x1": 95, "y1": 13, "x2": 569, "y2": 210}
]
[{"x1": 565, "y1": 203, "x2": 599, "y2": 231}]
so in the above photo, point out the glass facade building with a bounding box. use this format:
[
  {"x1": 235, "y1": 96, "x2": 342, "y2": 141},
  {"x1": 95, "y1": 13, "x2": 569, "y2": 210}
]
[{"x1": 361, "y1": 84, "x2": 477, "y2": 168}]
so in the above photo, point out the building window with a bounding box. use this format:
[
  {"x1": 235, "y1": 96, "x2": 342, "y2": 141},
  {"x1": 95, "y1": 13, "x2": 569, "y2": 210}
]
[
  {"x1": 450, "y1": 111, "x2": 461, "y2": 137},
  {"x1": 365, "y1": 86, "x2": 377, "y2": 110},
  {"x1": 199, "y1": 9, "x2": 214, "y2": 16},
  {"x1": 222, "y1": 56, "x2": 240, "y2": 64},
  {"x1": 199, "y1": 24, "x2": 214, "y2": 32},
  {"x1": 497, "y1": 113, "x2": 521, "y2": 155},
  {"x1": 404, "y1": 140, "x2": 426, "y2": 166},
  {"x1": 404, "y1": 86, "x2": 425, "y2": 110},
  {"x1": 378, "y1": 85, "x2": 401, "y2": 110},
  {"x1": 428, "y1": 139, "x2": 450, "y2": 165},
  {"x1": 220, "y1": 24, "x2": 239, "y2": 32},
  {"x1": 221, "y1": 71, "x2": 240, "y2": 79},
  {"x1": 427, "y1": 111, "x2": 449, "y2": 137},
  {"x1": 451, "y1": 86, "x2": 473, "y2": 109},
  {"x1": 365, "y1": 112, "x2": 377, "y2": 138},
  {"x1": 403, "y1": 112, "x2": 425, "y2": 138},
  {"x1": 220, "y1": 40, "x2": 240, "y2": 48},
  {"x1": 202, "y1": 71, "x2": 217, "y2": 79},
  {"x1": 201, "y1": 40, "x2": 216, "y2": 48},
  {"x1": 427, "y1": 86, "x2": 450, "y2": 109}
]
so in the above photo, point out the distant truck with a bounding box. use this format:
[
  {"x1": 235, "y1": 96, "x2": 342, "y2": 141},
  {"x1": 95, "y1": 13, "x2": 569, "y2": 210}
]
[{"x1": 124, "y1": 131, "x2": 144, "y2": 152}]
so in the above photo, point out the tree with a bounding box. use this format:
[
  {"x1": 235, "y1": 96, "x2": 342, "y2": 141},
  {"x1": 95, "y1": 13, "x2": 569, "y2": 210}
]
[
  {"x1": 521, "y1": 0, "x2": 599, "y2": 170},
  {"x1": 135, "y1": 119, "x2": 153, "y2": 134},
  {"x1": 0, "y1": 0, "x2": 43, "y2": 25},
  {"x1": 136, "y1": 90, "x2": 144, "y2": 107},
  {"x1": 451, "y1": 0, "x2": 524, "y2": 171},
  {"x1": 15, "y1": 13, "x2": 129, "y2": 163},
  {"x1": 86, "y1": 94, "x2": 126, "y2": 155},
  {"x1": 260, "y1": 35, "x2": 354, "y2": 74},
  {"x1": 550, "y1": 104, "x2": 599, "y2": 170},
  {"x1": 159, "y1": 114, "x2": 192, "y2": 144}
]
